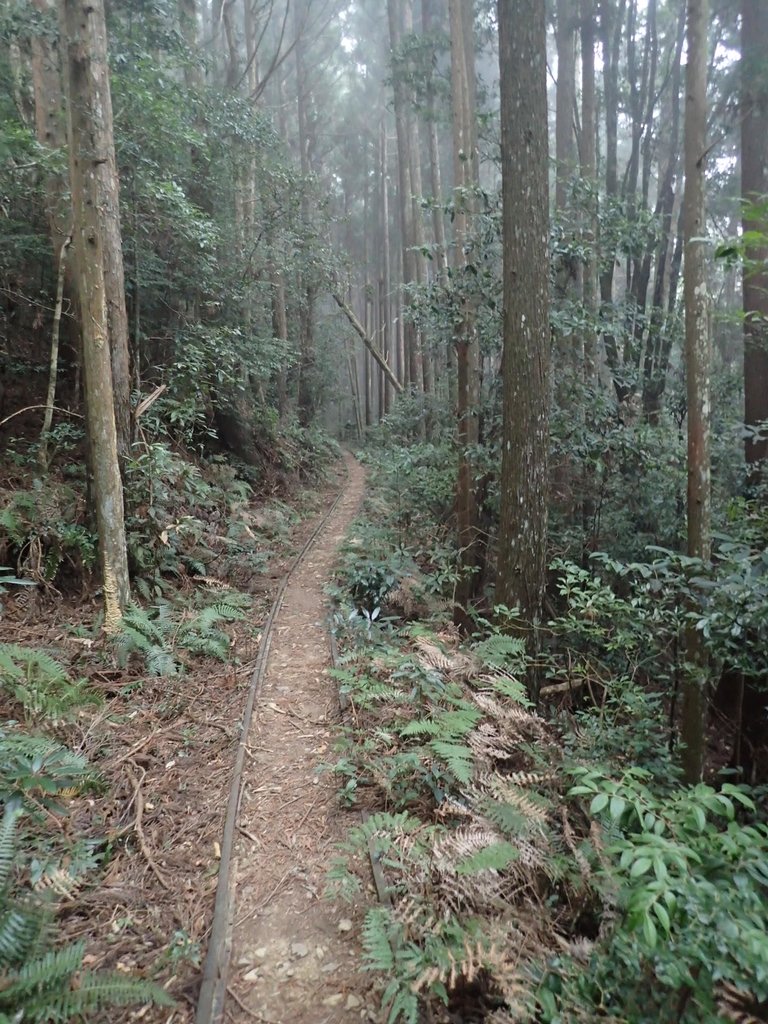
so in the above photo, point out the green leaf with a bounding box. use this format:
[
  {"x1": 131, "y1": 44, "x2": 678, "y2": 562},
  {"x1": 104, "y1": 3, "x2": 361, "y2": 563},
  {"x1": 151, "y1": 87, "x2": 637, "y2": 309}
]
[
  {"x1": 630, "y1": 856, "x2": 653, "y2": 878},
  {"x1": 609, "y1": 795, "x2": 626, "y2": 821},
  {"x1": 590, "y1": 792, "x2": 609, "y2": 815},
  {"x1": 653, "y1": 901, "x2": 671, "y2": 934},
  {"x1": 642, "y1": 913, "x2": 658, "y2": 948}
]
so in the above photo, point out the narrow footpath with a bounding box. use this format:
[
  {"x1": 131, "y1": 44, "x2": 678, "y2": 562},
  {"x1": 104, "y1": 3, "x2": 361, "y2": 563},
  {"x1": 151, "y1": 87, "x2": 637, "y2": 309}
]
[{"x1": 227, "y1": 454, "x2": 374, "y2": 1024}]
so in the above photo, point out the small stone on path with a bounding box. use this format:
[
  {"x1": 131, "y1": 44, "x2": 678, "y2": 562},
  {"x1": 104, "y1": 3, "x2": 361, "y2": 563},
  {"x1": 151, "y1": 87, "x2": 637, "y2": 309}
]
[{"x1": 337, "y1": 918, "x2": 353, "y2": 933}]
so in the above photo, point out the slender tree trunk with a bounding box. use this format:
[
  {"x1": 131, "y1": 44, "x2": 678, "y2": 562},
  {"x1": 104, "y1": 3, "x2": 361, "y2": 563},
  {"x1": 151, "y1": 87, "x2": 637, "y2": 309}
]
[
  {"x1": 599, "y1": 0, "x2": 628, "y2": 397},
  {"x1": 449, "y1": 0, "x2": 482, "y2": 625},
  {"x1": 422, "y1": 0, "x2": 448, "y2": 287},
  {"x1": 742, "y1": 0, "x2": 768, "y2": 483},
  {"x1": 496, "y1": 0, "x2": 550, "y2": 663},
  {"x1": 39, "y1": 231, "x2": 72, "y2": 470},
  {"x1": 681, "y1": 0, "x2": 711, "y2": 784},
  {"x1": 387, "y1": 0, "x2": 422, "y2": 391},
  {"x1": 580, "y1": 0, "x2": 598, "y2": 384},
  {"x1": 294, "y1": 0, "x2": 316, "y2": 426},
  {"x1": 30, "y1": 0, "x2": 70, "y2": 257},
  {"x1": 61, "y1": 0, "x2": 130, "y2": 630},
  {"x1": 379, "y1": 115, "x2": 394, "y2": 413}
]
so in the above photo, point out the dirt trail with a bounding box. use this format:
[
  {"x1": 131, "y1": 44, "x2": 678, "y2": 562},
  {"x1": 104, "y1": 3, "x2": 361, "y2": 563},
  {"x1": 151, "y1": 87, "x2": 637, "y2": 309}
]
[{"x1": 227, "y1": 453, "x2": 374, "y2": 1024}]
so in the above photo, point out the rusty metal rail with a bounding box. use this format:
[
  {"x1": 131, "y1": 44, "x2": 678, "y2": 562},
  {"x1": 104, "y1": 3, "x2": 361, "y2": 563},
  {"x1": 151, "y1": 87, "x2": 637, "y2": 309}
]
[{"x1": 195, "y1": 462, "x2": 350, "y2": 1024}]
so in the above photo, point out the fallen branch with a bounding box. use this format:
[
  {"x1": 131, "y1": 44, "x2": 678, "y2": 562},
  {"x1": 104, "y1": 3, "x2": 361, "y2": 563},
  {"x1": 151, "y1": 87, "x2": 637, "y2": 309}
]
[
  {"x1": 126, "y1": 764, "x2": 171, "y2": 890},
  {"x1": 331, "y1": 291, "x2": 403, "y2": 394},
  {"x1": 133, "y1": 383, "x2": 167, "y2": 421},
  {"x1": 0, "y1": 405, "x2": 83, "y2": 429}
]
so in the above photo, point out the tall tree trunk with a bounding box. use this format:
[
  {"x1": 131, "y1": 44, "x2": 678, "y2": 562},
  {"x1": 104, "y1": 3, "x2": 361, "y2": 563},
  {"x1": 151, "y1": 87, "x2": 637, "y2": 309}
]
[
  {"x1": 642, "y1": 5, "x2": 684, "y2": 421},
  {"x1": 599, "y1": 0, "x2": 628, "y2": 397},
  {"x1": 379, "y1": 114, "x2": 394, "y2": 413},
  {"x1": 681, "y1": 0, "x2": 711, "y2": 783},
  {"x1": 422, "y1": 0, "x2": 448, "y2": 287},
  {"x1": 742, "y1": 0, "x2": 768, "y2": 483},
  {"x1": 449, "y1": 0, "x2": 482, "y2": 625},
  {"x1": 554, "y1": 0, "x2": 580, "y2": 413},
  {"x1": 294, "y1": 0, "x2": 316, "y2": 426},
  {"x1": 85, "y1": 3, "x2": 132, "y2": 466},
  {"x1": 580, "y1": 0, "x2": 598, "y2": 384},
  {"x1": 61, "y1": 0, "x2": 130, "y2": 630},
  {"x1": 496, "y1": 0, "x2": 550, "y2": 665},
  {"x1": 30, "y1": 0, "x2": 70, "y2": 257},
  {"x1": 387, "y1": 0, "x2": 422, "y2": 391}
]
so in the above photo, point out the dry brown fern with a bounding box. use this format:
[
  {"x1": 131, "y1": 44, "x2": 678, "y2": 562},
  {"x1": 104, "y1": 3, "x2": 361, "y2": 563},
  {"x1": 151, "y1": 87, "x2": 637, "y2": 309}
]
[{"x1": 414, "y1": 636, "x2": 453, "y2": 673}]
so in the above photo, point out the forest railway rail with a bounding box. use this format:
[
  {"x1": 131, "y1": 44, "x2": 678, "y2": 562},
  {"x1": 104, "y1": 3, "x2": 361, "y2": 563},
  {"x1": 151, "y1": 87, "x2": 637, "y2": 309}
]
[{"x1": 196, "y1": 451, "x2": 366, "y2": 1024}]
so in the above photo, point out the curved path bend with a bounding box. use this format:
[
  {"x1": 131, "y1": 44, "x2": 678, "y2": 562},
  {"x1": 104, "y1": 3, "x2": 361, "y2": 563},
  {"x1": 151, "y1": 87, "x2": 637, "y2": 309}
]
[{"x1": 228, "y1": 454, "x2": 373, "y2": 1024}]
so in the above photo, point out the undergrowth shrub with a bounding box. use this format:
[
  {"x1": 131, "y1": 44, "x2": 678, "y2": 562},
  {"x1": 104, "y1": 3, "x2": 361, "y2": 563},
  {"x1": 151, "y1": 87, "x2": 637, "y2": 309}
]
[
  {"x1": 0, "y1": 644, "x2": 101, "y2": 724},
  {"x1": 328, "y1": 448, "x2": 768, "y2": 1024},
  {"x1": 0, "y1": 803, "x2": 172, "y2": 1023},
  {"x1": 0, "y1": 483, "x2": 96, "y2": 584},
  {"x1": 112, "y1": 590, "x2": 251, "y2": 676}
]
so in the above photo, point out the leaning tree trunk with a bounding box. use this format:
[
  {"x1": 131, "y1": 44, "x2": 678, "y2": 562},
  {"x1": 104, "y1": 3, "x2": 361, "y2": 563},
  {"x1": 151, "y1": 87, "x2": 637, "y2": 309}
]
[
  {"x1": 60, "y1": 0, "x2": 130, "y2": 630},
  {"x1": 681, "y1": 0, "x2": 711, "y2": 784},
  {"x1": 496, "y1": 0, "x2": 550, "y2": 672}
]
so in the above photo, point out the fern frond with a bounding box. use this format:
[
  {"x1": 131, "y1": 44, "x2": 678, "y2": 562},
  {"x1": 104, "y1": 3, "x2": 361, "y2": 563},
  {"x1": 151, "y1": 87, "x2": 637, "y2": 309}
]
[
  {"x1": 400, "y1": 718, "x2": 441, "y2": 738},
  {"x1": 472, "y1": 634, "x2": 526, "y2": 669},
  {"x1": 482, "y1": 777, "x2": 552, "y2": 826},
  {"x1": 0, "y1": 941, "x2": 85, "y2": 1001},
  {"x1": 414, "y1": 638, "x2": 453, "y2": 673},
  {"x1": 362, "y1": 907, "x2": 395, "y2": 972},
  {"x1": 455, "y1": 840, "x2": 520, "y2": 876},
  {"x1": 0, "y1": 808, "x2": 19, "y2": 892},
  {"x1": 478, "y1": 799, "x2": 546, "y2": 838},
  {"x1": 430, "y1": 740, "x2": 474, "y2": 785},
  {"x1": 0, "y1": 906, "x2": 44, "y2": 967},
  {"x1": 472, "y1": 693, "x2": 549, "y2": 741},
  {"x1": 28, "y1": 969, "x2": 174, "y2": 1018},
  {"x1": 476, "y1": 670, "x2": 531, "y2": 705}
]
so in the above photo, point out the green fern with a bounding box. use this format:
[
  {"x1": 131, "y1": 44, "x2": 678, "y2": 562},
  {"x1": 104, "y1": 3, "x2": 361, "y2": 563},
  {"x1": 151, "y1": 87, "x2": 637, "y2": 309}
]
[
  {"x1": 383, "y1": 986, "x2": 420, "y2": 1024},
  {"x1": 473, "y1": 633, "x2": 527, "y2": 670},
  {"x1": 0, "y1": 805, "x2": 19, "y2": 891},
  {"x1": 0, "y1": 506, "x2": 25, "y2": 545},
  {"x1": 430, "y1": 740, "x2": 474, "y2": 785},
  {"x1": 0, "y1": 806, "x2": 173, "y2": 1022},
  {"x1": 348, "y1": 810, "x2": 425, "y2": 846},
  {"x1": 455, "y1": 840, "x2": 520, "y2": 875},
  {"x1": 114, "y1": 606, "x2": 176, "y2": 675},
  {"x1": 362, "y1": 907, "x2": 396, "y2": 972},
  {"x1": 482, "y1": 672, "x2": 531, "y2": 704},
  {"x1": 0, "y1": 729, "x2": 94, "y2": 809},
  {"x1": 0, "y1": 644, "x2": 100, "y2": 723},
  {"x1": 401, "y1": 706, "x2": 481, "y2": 741},
  {"x1": 115, "y1": 596, "x2": 247, "y2": 676}
]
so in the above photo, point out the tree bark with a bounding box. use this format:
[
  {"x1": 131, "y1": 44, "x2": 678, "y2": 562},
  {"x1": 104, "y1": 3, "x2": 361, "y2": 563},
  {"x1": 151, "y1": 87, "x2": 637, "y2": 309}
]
[
  {"x1": 496, "y1": 0, "x2": 550, "y2": 659},
  {"x1": 580, "y1": 0, "x2": 598, "y2": 384},
  {"x1": 387, "y1": 0, "x2": 422, "y2": 391},
  {"x1": 30, "y1": 0, "x2": 70, "y2": 257},
  {"x1": 742, "y1": 0, "x2": 768, "y2": 483},
  {"x1": 60, "y1": 0, "x2": 130, "y2": 630},
  {"x1": 681, "y1": 0, "x2": 711, "y2": 784},
  {"x1": 449, "y1": 0, "x2": 482, "y2": 625}
]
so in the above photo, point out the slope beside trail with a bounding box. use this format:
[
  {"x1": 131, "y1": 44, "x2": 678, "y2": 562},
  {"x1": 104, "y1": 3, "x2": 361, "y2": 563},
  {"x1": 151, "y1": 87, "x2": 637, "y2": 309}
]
[{"x1": 228, "y1": 453, "x2": 375, "y2": 1024}]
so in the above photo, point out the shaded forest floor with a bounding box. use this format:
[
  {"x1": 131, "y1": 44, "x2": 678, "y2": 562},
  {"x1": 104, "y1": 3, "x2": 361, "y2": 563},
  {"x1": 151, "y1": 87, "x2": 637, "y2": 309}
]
[{"x1": 0, "y1": 440, "x2": 375, "y2": 1023}]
